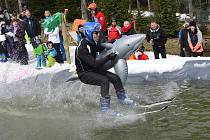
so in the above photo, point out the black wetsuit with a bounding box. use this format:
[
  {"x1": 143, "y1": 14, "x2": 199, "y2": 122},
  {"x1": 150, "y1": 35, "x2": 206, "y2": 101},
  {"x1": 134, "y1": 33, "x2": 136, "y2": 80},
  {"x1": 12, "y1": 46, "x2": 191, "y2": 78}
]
[{"x1": 75, "y1": 39, "x2": 123, "y2": 97}]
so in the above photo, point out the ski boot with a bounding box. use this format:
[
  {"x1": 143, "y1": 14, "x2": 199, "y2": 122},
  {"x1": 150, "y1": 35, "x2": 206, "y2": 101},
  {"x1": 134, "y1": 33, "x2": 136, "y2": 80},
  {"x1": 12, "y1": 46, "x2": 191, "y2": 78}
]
[
  {"x1": 100, "y1": 96, "x2": 110, "y2": 112},
  {"x1": 116, "y1": 90, "x2": 134, "y2": 105}
]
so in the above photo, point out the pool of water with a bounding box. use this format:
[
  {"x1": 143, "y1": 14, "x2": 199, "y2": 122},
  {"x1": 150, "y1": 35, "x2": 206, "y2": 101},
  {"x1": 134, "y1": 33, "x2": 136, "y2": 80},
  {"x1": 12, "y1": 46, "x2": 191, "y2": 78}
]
[{"x1": 0, "y1": 76, "x2": 210, "y2": 140}]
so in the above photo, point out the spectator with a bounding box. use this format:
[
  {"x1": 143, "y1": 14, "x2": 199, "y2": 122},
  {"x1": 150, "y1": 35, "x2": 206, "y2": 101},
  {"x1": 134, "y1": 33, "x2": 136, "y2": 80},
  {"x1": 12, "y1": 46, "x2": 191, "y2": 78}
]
[
  {"x1": 88, "y1": 2, "x2": 107, "y2": 43},
  {"x1": 6, "y1": 18, "x2": 20, "y2": 61},
  {"x1": 0, "y1": 20, "x2": 10, "y2": 59},
  {"x1": 188, "y1": 21, "x2": 203, "y2": 57},
  {"x1": 34, "y1": 39, "x2": 47, "y2": 69},
  {"x1": 46, "y1": 41, "x2": 57, "y2": 67},
  {"x1": 107, "y1": 17, "x2": 121, "y2": 43},
  {"x1": 76, "y1": 24, "x2": 85, "y2": 44},
  {"x1": 44, "y1": 26, "x2": 64, "y2": 64},
  {"x1": 146, "y1": 21, "x2": 167, "y2": 59},
  {"x1": 24, "y1": 9, "x2": 41, "y2": 49},
  {"x1": 136, "y1": 46, "x2": 149, "y2": 60},
  {"x1": 44, "y1": 10, "x2": 52, "y2": 22},
  {"x1": 0, "y1": 21, "x2": 7, "y2": 62},
  {"x1": 178, "y1": 23, "x2": 191, "y2": 57},
  {"x1": 121, "y1": 21, "x2": 136, "y2": 36},
  {"x1": 15, "y1": 20, "x2": 29, "y2": 65},
  {"x1": 43, "y1": 10, "x2": 52, "y2": 43}
]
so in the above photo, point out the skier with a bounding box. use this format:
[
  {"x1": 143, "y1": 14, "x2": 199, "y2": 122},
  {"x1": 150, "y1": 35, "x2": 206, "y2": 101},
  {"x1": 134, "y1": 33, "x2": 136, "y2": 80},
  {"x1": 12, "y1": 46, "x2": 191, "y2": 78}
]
[{"x1": 75, "y1": 22, "x2": 133, "y2": 112}]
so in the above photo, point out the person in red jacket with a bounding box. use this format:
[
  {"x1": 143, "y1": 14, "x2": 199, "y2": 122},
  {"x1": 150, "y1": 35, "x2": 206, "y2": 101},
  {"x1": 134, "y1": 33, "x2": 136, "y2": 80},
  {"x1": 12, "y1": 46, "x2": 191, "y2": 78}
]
[
  {"x1": 136, "y1": 46, "x2": 149, "y2": 60},
  {"x1": 122, "y1": 21, "x2": 136, "y2": 36},
  {"x1": 107, "y1": 17, "x2": 121, "y2": 43},
  {"x1": 88, "y1": 2, "x2": 107, "y2": 42}
]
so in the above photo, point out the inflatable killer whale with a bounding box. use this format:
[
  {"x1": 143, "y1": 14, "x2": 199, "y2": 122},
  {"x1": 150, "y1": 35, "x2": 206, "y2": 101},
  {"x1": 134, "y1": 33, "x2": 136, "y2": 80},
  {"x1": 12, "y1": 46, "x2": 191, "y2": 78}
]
[{"x1": 68, "y1": 34, "x2": 146, "y2": 84}]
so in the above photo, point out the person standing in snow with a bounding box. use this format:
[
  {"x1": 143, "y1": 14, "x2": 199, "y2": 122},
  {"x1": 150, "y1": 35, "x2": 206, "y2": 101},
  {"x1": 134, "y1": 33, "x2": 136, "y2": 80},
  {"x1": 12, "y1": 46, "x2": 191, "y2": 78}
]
[
  {"x1": 0, "y1": 20, "x2": 7, "y2": 62},
  {"x1": 188, "y1": 21, "x2": 203, "y2": 57},
  {"x1": 44, "y1": 26, "x2": 64, "y2": 64},
  {"x1": 107, "y1": 17, "x2": 121, "y2": 43},
  {"x1": 34, "y1": 39, "x2": 47, "y2": 69},
  {"x1": 75, "y1": 22, "x2": 133, "y2": 112},
  {"x1": 9, "y1": 18, "x2": 20, "y2": 62},
  {"x1": 178, "y1": 22, "x2": 191, "y2": 57},
  {"x1": 15, "y1": 20, "x2": 29, "y2": 65},
  {"x1": 24, "y1": 10, "x2": 41, "y2": 49},
  {"x1": 46, "y1": 41, "x2": 57, "y2": 67},
  {"x1": 88, "y1": 2, "x2": 107, "y2": 43},
  {"x1": 146, "y1": 21, "x2": 167, "y2": 59}
]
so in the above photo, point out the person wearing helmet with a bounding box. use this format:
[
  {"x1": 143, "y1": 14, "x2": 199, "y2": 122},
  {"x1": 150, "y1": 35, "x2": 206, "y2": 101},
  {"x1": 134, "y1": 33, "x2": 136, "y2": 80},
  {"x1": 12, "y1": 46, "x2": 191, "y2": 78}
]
[
  {"x1": 75, "y1": 22, "x2": 133, "y2": 112},
  {"x1": 107, "y1": 17, "x2": 121, "y2": 43},
  {"x1": 88, "y1": 2, "x2": 107, "y2": 43}
]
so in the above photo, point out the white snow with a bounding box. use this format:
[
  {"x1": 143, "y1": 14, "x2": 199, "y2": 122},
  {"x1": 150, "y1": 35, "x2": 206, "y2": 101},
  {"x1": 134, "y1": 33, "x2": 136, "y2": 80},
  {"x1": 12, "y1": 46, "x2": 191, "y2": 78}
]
[
  {"x1": 1, "y1": 45, "x2": 210, "y2": 84},
  {"x1": 127, "y1": 52, "x2": 210, "y2": 74}
]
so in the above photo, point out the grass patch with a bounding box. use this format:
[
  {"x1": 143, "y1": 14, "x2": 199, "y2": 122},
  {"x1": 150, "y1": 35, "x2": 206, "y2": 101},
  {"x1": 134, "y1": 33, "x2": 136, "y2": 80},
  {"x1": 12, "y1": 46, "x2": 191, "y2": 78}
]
[
  {"x1": 144, "y1": 38, "x2": 180, "y2": 55},
  {"x1": 144, "y1": 38, "x2": 210, "y2": 56}
]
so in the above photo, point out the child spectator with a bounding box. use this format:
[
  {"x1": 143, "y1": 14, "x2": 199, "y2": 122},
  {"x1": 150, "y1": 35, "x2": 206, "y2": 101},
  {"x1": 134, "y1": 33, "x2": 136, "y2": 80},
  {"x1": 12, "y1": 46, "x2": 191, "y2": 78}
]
[
  {"x1": 46, "y1": 41, "x2": 57, "y2": 67},
  {"x1": 76, "y1": 24, "x2": 85, "y2": 44},
  {"x1": 34, "y1": 39, "x2": 47, "y2": 69},
  {"x1": 136, "y1": 46, "x2": 149, "y2": 60},
  {"x1": 44, "y1": 26, "x2": 64, "y2": 64},
  {"x1": 107, "y1": 17, "x2": 121, "y2": 43}
]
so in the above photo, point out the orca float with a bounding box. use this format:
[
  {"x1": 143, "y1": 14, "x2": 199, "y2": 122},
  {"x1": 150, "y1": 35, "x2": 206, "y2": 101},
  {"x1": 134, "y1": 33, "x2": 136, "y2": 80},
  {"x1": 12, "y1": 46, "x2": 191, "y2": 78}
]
[{"x1": 67, "y1": 34, "x2": 146, "y2": 84}]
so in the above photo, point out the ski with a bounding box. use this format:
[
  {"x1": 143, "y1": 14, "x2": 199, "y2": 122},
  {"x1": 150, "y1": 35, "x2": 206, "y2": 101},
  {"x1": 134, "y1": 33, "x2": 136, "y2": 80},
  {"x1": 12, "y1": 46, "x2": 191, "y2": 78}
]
[{"x1": 138, "y1": 97, "x2": 176, "y2": 108}]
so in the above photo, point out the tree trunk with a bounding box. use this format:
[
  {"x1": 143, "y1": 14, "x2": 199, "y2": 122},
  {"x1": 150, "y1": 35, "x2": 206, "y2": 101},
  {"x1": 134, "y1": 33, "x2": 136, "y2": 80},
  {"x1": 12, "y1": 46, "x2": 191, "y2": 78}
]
[
  {"x1": 18, "y1": 0, "x2": 22, "y2": 12},
  {"x1": 148, "y1": 0, "x2": 151, "y2": 11},
  {"x1": 129, "y1": 0, "x2": 132, "y2": 13},
  {"x1": 81, "y1": 0, "x2": 88, "y2": 20},
  {"x1": 136, "y1": 0, "x2": 140, "y2": 13},
  {"x1": 4, "y1": 0, "x2": 9, "y2": 10},
  {"x1": 188, "y1": 0, "x2": 193, "y2": 17}
]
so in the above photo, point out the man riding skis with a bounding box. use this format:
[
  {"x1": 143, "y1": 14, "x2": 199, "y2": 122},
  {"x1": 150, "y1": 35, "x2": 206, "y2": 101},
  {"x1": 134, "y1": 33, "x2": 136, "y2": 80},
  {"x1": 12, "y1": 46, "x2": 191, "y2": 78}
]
[{"x1": 75, "y1": 22, "x2": 133, "y2": 112}]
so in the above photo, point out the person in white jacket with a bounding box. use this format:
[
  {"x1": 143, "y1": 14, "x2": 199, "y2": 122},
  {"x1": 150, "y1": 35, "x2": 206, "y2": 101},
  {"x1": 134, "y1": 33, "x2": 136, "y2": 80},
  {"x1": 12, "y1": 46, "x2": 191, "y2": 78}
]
[{"x1": 44, "y1": 27, "x2": 63, "y2": 64}]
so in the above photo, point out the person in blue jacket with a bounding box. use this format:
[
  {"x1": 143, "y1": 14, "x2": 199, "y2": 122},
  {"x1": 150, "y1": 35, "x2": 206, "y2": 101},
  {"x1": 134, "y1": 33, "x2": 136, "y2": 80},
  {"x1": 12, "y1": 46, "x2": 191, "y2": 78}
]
[{"x1": 46, "y1": 41, "x2": 57, "y2": 67}]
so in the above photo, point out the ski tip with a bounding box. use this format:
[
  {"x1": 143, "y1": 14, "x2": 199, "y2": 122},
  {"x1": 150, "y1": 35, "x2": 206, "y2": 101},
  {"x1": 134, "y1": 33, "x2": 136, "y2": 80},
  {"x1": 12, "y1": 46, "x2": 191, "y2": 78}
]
[
  {"x1": 165, "y1": 96, "x2": 176, "y2": 102},
  {"x1": 161, "y1": 106, "x2": 169, "y2": 111}
]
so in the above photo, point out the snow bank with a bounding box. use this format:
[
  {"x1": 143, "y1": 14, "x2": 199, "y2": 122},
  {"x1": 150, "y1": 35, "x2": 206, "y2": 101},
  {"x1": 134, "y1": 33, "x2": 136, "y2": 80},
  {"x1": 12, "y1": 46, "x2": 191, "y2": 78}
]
[{"x1": 1, "y1": 45, "x2": 210, "y2": 84}]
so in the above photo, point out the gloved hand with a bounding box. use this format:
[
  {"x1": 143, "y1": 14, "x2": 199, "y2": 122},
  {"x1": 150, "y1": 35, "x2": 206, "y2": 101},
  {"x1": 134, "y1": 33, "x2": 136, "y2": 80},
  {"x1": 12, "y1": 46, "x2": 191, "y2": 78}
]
[{"x1": 107, "y1": 52, "x2": 117, "y2": 60}]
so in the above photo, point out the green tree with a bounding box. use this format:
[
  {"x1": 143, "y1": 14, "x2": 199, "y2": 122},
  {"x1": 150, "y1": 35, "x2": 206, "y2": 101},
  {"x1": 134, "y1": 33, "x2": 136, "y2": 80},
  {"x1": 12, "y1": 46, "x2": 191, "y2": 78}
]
[
  {"x1": 153, "y1": 0, "x2": 179, "y2": 37},
  {"x1": 94, "y1": 0, "x2": 131, "y2": 26}
]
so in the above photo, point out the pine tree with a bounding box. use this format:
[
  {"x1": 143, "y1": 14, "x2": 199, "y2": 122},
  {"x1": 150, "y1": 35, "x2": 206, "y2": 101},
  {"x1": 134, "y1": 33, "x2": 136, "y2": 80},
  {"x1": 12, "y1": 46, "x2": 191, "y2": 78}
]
[
  {"x1": 95, "y1": 0, "x2": 130, "y2": 26},
  {"x1": 154, "y1": 0, "x2": 179, "y2": 37}
]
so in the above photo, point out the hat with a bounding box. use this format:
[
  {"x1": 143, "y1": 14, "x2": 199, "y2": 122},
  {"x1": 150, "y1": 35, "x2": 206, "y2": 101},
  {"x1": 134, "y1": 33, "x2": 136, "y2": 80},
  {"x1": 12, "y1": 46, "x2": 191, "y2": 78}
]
[
  {"x1": 88, "y1": 2, "x2": 97, "y2": 10},
  {"x1": 189, "y1": 21, "x2": 196, "y2": 27},
  {"x1": 111, "y1": 17, "x2": 116, "y2": 22},
  {"x1": 138, "y1": 46, "x2": 145, "y2": 53}
]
